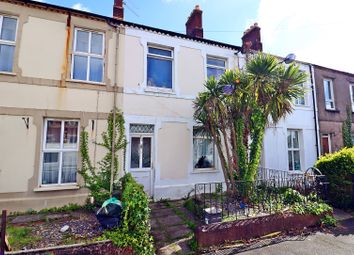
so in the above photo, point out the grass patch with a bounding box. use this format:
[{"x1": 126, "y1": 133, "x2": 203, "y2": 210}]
[{"x1": 6, "y1": 225, "x2": 41, "y2": 250}]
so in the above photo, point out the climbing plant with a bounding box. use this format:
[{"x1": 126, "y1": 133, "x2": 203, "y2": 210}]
[
  {"x1": 194, "y1": 53, "x2": 307, "y2": 194},
  {"x1": 342, "y1": 105, "x2": 353, "y2": 148},
  {"x1": 79, "y1": 108, "x2": 127, "y2": 205}
]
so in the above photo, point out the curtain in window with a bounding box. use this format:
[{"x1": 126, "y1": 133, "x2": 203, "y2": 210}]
[
  {"x1": 42, "y1": 152, "x2": 59, "y2": 184},
  {"x1": 1, "y1": 17, "x2": 17, "y2": 41},
  {"x1": 61, "y1": 152, "x2": 77, "y2": 183}
]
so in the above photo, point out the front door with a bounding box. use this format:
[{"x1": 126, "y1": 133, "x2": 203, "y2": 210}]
[{"x1": 128, "y1": 124, "x2": 154, "y2": 196}]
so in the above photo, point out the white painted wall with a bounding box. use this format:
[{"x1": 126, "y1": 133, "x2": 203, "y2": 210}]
[{"x1": 122, "y1": 27, "x2": 318, "y2": 200}]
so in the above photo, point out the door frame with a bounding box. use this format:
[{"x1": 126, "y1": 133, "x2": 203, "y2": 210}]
[{"x1": 126, "y1": 123, "x2": 155, "y2": 197}]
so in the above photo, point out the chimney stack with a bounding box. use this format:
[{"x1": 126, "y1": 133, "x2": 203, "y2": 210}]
[
  {"x1": 242, "y1": 23, "x2": 262, "y2": 52},
  {"x1": 113, "y1": 0, "x2": 124, "y2": 20},
  {"x1": 186, "y1": 5, "x2": 203, "y2": 38}
]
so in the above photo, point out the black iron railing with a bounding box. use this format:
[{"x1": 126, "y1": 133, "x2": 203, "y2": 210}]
[{"x1": 193, "y1": 173, "x2": 328, "y2": 224}]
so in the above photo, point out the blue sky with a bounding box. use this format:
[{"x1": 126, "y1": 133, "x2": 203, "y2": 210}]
[{"x1": 34, "y1": 0, "x2": 354, "y2": 73}]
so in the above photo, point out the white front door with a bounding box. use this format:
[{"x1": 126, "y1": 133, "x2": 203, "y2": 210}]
[{"x1": 128, "y1": 124, "x2": 154, "y2": 196}]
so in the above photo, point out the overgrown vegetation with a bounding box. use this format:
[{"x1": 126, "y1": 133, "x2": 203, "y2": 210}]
[
  {"x1": 315, "y1": 147, "x2": 354, "y2": 209},
  {"x1": 79, "y1": 109, "x2": 127, "y2": 206},
  {"x1": 6, "y1": 226, "x2": 41, "y2": 250},
  {"x1": 194, "y1": 53, "x2": 307, "y2": 194},
  {"x1": 342, "y1": 105, "x2": 353, "y2": 148},
  {"x1": 103, "y1": 173, "x2": 154, "y2": 255}
]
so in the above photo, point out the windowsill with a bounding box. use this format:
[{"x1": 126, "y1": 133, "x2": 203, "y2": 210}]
[
  {"x1": 325, "y1": 108, "x2": 340, "y2": 113},
  {"x1": 192, "y1": 168, "x2": 219, "y2": 174},
  {"x1": 0, "y1": 71, "x2": 16, "y2": 76},
  {"x1": 144, "y1": 86, "x2": 175, "y2": 95},
  {"x1": 34, "y1": 184, "x2": 80, "y2": 192},
  {"x1": 67, "y1": 79, "x2": 105, "y2": 86}
]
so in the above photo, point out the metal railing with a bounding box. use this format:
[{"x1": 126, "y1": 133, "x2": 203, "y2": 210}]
[{"x1": 193, "y1": 168, "x2": 328, "y2": 224}]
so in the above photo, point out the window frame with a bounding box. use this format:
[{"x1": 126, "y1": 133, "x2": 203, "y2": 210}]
[
  {"x1": 71, "y1": 28, "x2": 105, "y2": 84},
  {"x1": 350, "y1": 84, "x2": 354, "y2": 112},
  {"x1": 206, "y1": 55, "x2": 226, "y2": 80},
  {"x1": 287, "y1": 130, "x2": 302, "y2": 171},
  {"x1": 0, "y1": 14, "x2": 18, "y2": 73},
  {"x1": 41, "y1": 119, "x2": 80, "y2": 186},
  {"x1": 323, "y1": 79, "x2": 335, "y2": 110},
  {"x1": 294, "y1": 83, "x2": 306, "y2": 106},
  {"x1": 146, "y1": 44, "x2": 174, "y2": 91},
  {"x1": 193, "y1": 128, "x2": 216, "y2": 171}
]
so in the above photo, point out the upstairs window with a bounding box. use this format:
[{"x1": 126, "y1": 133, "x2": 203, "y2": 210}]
[
  {"x1": 323, "y1": 79, "x2": 335, "y2": 110},
  {"x1": 42, "y1": 119, "x2": 79, "y2": 185},
  {"x1": 294, "y1": 83, "x2": 305, "y2": 106},
  {"x1": 72, "y1": 29, "x2": 104, "y2": 83},
  {"x1": 0, "y1": 15, "x2": 17, "y2": 72},
  {"x1": 350, "y1": 84, "x2": 354, "y2": 112},
  {"x1": 193, "y1": 128, "x2": 215, "y2": 169},
  {"x1": 147, "y1": 46, "x2": 173, "y2": 89},
  {"x1": 207, "y1": 56, "x2": 226, "y2": 80},
  {"x1": 287, "y1": 130, "x2": 301, "y2": 171}
]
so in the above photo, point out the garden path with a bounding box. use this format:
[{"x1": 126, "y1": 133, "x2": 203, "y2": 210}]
[{"x1": 150, "y1": 200, "x2": 197, "y2": 255}]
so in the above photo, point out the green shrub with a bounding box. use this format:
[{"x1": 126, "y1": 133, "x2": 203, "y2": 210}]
[
  {"x1": 283, "y1": 188, "x2": 305, "y2": 204},
  {"x1": 103, "y1": 173, "x2": 154, "y2": 255},
  {"x1": 315, "y1": 147, "x2": 354, "y2": 209},
  {"x1": 291, "y1": 201, "x2": 332, "y2": 216},
  {"x1": 320, "y1": 214, "x2": 337, "y2": 227}
]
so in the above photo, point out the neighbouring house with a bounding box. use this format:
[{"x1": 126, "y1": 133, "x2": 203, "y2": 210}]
[
  {"x1": 313, "y1": 65, "x2": 354, "y2": 154},
  {"x1": 0, "y1": 0, "x2": 318, "y2": 211}
]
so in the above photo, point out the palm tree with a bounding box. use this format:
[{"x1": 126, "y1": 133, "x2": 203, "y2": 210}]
[{"x1": 194, "y1": 53, "x2": 307, "y2": 194}]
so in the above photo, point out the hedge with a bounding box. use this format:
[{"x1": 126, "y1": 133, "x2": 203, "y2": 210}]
[
  {"x1": 103, "y1": 173, "x2": 154, "y2": 255},
  {"x1": 315, "y1": 147, "x2": 354, "y2": 209}
]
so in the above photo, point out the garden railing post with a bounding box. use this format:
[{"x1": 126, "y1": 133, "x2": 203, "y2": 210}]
[{"x1": 0, "y1": 210, "x2": 7, "y2": 255}]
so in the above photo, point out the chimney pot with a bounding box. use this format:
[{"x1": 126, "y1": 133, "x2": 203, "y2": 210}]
[
  {"x1": 186, "y1": 5, "x2": 203, "y2": 38},
  {"x1": 113, "y1": 0, "x2": 124, "y2": 20},
  {"x1": 242, "y1": 23, "x2": 262, "y2": 52}
]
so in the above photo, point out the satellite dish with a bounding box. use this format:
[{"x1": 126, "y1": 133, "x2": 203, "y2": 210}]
[{"x1": 283, "y1": 53, "x2": 296, "y2": 64}]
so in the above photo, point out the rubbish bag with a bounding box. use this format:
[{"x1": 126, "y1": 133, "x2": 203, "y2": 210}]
[{"x1": 96, "y1": 197, "x2": 122, "y2": 229}]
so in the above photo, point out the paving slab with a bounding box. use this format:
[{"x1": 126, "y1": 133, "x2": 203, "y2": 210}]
[
  {"x1": 333, "y1": 208, "x2": 353, "y2": 221},
  {"x1": 166, "y1": 225, "x2": 191, "y2": 240},
  {"x1": 158, "y1": 214, "x2": 184, "y2": 226},
  {"x1": 151, "y1": 208, "x2": 176, "y2": 218}
]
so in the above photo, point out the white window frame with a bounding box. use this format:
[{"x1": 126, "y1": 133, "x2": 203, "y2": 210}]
[
  {"x1": 41, "y1": 119, "x2": 80, "y2": 186},
  {"x1": 0, "y1": 15, "x2": 18, "y2": 73},
  {"x1": 350, "y1": 84, "x2": 354, "y2": 112},
  {"x1": 146, "y1": 44, "x2": 174, "y2": 91},
  {"x1": 321, "y1": 134, "x2": 332, "y2": 155},
  {"x1": 294, "y1": 83, "x2": 306, "y2": 106},
  {"x1": 323, "y1": 79, "x2": 335, "y2": 110},
  {"x1": 206, "y1": 55, "x2": 226, "y2": 80},
  {"x1": 193, "y1": 129, "x2": 216, "y2": 171},
  {"x1": 287, "y1": 130, "x2": 302, "y2": 171},
  {"x1": 71, "y1": 28, "x2": 105, "y2": 83}
]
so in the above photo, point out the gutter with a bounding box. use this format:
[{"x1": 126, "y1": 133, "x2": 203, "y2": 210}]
[{"x1": 310, "y1": 65, "x2": 320, "y2": 158}]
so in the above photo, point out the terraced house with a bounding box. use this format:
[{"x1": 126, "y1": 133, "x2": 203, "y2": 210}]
[{"x1": 0, "y1": 0, "x2": 318, "y2": 211}]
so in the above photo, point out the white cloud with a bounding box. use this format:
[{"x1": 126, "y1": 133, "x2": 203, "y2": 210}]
[
  {"x1": 72, "y1": 3, "x2": 90, "y2": 12},
  {"x1": 257, "y1": 0, "x2": 354, "y2": 72}
]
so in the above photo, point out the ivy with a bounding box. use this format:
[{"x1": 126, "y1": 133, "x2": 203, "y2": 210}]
[
  {"x1": 79, "y1": 108, "x2": 127, "y2": 205},
  {"x1": 103, "y1": 174, "x2": 154, "y2": 255},
  {"x1": 342, "y1": 105, "x2": 353, "y2": 148}
]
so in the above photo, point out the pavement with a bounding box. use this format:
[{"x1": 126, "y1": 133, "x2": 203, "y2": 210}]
[{"x1": 220, "y1": 209, "x2": 354, "y2": 255}]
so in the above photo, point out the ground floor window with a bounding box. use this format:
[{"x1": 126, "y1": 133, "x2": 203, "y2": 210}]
[
  {"x1": 287, "y1": 130, "x2": 301, "y2": 171},
  {"x1": 193, "y1": 128, "x2": 215, "y2": 169},
  {"x1": 42, "y1": 119, "x2": 79, "y2": 185},
  {"x1": 321, "y1": 134, "x2": 331, "y2": 155}
]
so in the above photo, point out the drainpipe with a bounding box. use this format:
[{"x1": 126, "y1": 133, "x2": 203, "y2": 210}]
[
  {"x1": 310, "y1": 64, "x2": 320, "y2": 158},
  {"x1": 108, "y1": 20, "x2": 120, "y2": 195}
]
